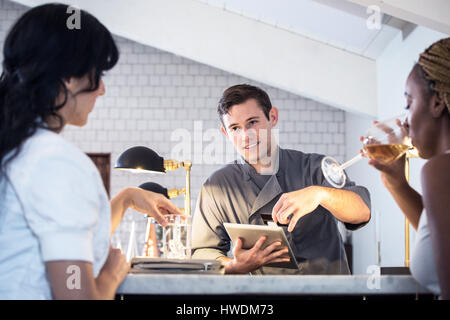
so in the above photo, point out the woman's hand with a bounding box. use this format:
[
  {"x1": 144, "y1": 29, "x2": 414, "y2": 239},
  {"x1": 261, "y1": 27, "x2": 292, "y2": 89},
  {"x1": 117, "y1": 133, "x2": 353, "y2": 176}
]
[
  {"x1": 125, "y1": 187, "x2": 184, "y2": 226},
  {"x1": 367, "y1": 153, "x2": 408, "y2": 191},
  {"x1": 99, "y1": 246, "x2": 130, "y2": 285},
  {"x1": 46, "y1": 246, "x2": 130, "y2": 300},
  {"x1": 94, "y1": 246, "x2": 130, "y2": 299},
  {"x1": 360, "y1": 120, "x2": 409, "y2": 191}
]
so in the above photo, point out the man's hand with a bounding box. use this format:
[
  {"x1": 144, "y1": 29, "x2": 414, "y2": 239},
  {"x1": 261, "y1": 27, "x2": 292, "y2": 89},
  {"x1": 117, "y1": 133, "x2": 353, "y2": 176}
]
[
  {"x1": 272, "y1": 186, "x2": 324, "y2": 232},
  {"x1": 226, "y1": 236, "x2": 289, "y2": 274}
]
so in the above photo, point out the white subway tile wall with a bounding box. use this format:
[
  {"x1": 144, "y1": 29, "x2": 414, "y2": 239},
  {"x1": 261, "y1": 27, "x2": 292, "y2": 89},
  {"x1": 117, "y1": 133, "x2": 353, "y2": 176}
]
[{"x1": 0, "y1": 0, "x2": 346, "y2": 253}]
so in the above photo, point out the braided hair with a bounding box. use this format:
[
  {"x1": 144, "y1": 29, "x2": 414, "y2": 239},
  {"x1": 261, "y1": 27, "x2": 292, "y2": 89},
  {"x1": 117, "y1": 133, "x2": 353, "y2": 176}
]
[{"x1": 417, "y1": 38, "x2": 450, "y2": 113}]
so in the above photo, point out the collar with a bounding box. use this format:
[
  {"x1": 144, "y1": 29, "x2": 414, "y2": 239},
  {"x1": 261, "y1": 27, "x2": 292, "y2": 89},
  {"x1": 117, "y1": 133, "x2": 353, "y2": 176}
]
[
  {"x1": 249, "y1": 173, "x2": 283, "y2": 216},
  {"x1": 237, "y1": 145, "x2": 283, "y2": 181}
]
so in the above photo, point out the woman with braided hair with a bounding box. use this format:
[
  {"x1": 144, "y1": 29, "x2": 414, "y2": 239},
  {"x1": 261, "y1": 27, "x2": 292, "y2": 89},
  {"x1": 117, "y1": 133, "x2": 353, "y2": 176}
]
[{"x1": 369, "y1": 38, "x2": 450, "y2": 299}]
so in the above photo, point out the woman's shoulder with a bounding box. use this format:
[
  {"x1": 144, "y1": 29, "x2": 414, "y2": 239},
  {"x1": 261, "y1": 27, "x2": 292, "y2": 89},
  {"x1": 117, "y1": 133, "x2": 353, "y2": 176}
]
[
  {"x1": 420, "y1": 153, "x2": 450, "y2": 211},
  {"x1": 421, "y1": 153, "x2": 450, "y2": 181},
  {"x1": 24, "y1": 129, "x2": 87, "y2": 159},
  {"x1": 27, "y1": 127, "x2": 75, "y2": 150},
  {"x1": 23, "y1": 128, "x2": 91, "y2": 166}
]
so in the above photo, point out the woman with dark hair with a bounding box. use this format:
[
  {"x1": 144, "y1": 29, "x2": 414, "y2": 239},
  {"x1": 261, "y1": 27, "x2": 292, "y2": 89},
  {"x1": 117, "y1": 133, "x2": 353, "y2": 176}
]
[
  {"x1": 0, "y1": 4, "x2": 182, "y2": 299},
  {"x1": 369, "y1": 38, "x2": 450, "y2": 299}
]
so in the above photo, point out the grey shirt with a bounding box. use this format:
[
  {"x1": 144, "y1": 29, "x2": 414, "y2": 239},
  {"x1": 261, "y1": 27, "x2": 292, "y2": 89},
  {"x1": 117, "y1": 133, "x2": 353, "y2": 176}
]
[{"x1": 192, "y1": 148, "x2": 371, "y2": 274}]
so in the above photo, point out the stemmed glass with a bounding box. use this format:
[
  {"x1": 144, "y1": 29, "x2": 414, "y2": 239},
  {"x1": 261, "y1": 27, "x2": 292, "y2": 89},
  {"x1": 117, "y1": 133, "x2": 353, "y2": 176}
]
[{"x1": 321, "y1": 114, "x2": 414, "y2": 188}]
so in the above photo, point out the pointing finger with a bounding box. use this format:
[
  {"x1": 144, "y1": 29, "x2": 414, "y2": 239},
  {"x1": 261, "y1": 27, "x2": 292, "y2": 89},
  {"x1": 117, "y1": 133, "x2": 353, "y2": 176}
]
[
  {"x1": 151, "y1": 205, "x2": 168, "y2": 227},
  {"x1": 159, "y1": 196, "x2": 184, "y2": 216},
  {"x1": 288, "y1": 210, "x2": 302, "y2": 232},
  {"x1": 272, "y1": 196, "x2": 286, "y2": 223}
]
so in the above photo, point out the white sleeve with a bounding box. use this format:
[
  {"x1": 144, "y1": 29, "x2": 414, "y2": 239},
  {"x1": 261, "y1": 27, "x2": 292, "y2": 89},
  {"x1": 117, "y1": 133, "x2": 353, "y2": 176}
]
[{"x1": 22, "y1": 148, "x2": 101, "y2": 263}]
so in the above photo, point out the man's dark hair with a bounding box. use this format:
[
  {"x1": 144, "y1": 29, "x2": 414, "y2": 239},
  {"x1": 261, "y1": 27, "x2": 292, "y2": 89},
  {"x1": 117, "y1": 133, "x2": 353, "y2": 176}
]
[{"x1": 217, "y1": 84, "x2": 272, "y2": 124}]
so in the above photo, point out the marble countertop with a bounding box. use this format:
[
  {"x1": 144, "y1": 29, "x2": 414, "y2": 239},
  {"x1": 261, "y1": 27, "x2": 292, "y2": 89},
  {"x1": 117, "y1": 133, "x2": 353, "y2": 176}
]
[{"x1": 117, "y1": 273, "x2": 432, "y2": 296}]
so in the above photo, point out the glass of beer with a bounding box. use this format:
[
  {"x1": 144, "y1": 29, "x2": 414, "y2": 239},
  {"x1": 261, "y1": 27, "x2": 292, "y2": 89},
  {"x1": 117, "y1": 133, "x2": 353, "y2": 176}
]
[
  {"x1": 321, "y1": 114, "x2": 415, "y2": 188},
  {"x1": 145, "y1": 214, "x2": 192, "y2": 259},
  {"x1": 162, "y1": 214, "x2": 192, "y2": 259}
]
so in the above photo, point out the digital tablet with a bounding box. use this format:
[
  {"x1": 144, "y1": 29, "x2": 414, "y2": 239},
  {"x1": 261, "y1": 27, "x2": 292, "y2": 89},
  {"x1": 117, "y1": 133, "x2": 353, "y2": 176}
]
[{"x1": 224, "y1": 223, "x2": 299, "y2": 269}]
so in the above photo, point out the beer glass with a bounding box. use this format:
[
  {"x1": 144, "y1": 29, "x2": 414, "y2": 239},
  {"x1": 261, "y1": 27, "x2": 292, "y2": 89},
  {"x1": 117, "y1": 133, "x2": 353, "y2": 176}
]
[{"x1": 321, "y1": 114, "x2": 414, "y2": 188}]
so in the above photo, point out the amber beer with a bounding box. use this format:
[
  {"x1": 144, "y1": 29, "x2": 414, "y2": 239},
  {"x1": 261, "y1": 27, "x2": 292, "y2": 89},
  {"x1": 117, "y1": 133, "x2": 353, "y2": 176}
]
[{"x1": 364, "y1": 143, "x2": 410, "y2": 165}]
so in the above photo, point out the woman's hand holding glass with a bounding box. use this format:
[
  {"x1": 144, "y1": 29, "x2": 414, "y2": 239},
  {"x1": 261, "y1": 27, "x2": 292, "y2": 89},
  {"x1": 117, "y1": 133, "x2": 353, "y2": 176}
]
[
  {"x1": 321, "y1": 114, "x2": 413, "y2": 188},
  {"x1": 361, "y1": 119, "x2": 410, "y2": 191}
]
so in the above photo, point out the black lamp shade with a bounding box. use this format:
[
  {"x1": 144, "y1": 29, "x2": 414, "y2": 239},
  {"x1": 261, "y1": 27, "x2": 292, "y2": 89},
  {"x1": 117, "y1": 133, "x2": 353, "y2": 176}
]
[
  {"x1": 139, "y1": 182, "x2": 169, "y2": 199},
  {"x1": 114, "y1": 146, "x2": 165, "y2": 173}
]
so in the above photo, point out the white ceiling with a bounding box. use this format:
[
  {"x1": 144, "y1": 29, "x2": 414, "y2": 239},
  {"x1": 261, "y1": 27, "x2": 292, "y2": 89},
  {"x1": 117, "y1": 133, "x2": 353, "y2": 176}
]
[
  {"x1": 349, "y1": 0, "x2": 450, "y2": 35},
  {"x1": 9, "y1": 0, "x2": 449, "y2": 117},
  {"x1": 196, "y1": 0, "x2": 409, "y2": 59}
]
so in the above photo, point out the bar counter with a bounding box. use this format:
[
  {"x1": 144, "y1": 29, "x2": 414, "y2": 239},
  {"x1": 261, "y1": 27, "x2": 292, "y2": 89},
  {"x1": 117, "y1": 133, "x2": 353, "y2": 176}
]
[{"x1": 117, "y1": 273, "x2": 435, "y2": 299}]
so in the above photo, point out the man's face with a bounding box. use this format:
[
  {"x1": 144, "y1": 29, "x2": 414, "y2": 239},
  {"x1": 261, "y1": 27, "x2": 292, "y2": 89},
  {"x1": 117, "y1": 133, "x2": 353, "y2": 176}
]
[{"x1": 221, "y1": 98, "x2": 278, "y2": 165}]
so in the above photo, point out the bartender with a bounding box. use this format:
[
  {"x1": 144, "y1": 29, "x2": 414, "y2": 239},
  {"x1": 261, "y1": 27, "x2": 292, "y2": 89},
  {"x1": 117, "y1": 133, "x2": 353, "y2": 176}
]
[{"x1": 191, "y1": 84, "x2": 371, "y2": 275}]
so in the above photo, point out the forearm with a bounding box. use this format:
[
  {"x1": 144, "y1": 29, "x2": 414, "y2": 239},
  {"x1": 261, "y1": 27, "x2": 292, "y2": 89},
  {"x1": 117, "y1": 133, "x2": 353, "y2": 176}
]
[
  {"x1": 318, "y1": 186, "x2": 370, "y2": 224},
  {"x1": 94, "y1": 270, "x2": 121, "y2": 300},
  {"x1": 47, "y1": 261, "x2": 121, "y2": 300},
  {"x1": 385, "y1": 183, "x2": 423, "y2": 230},
  {"x1": 110, "y1": 188, "x2": 132, "y2": 235}
]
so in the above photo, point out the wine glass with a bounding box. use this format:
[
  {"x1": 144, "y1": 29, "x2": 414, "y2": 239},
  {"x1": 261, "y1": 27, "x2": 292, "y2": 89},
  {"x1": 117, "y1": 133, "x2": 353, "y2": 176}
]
[{"x1": 321, "y1": 114, "x2": 413, "y2": 188}]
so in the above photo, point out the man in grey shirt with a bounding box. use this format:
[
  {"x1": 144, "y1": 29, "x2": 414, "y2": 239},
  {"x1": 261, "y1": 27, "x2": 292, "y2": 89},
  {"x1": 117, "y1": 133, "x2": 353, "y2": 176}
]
[{"x1": 192, "y1": 84, "x2": 371, "y2": 275}]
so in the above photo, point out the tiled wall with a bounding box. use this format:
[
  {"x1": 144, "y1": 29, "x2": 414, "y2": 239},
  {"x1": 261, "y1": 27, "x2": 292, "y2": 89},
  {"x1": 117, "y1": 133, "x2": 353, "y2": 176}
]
[{"x1": 0, "y1": 0, "x2": 347, "y2": 254}]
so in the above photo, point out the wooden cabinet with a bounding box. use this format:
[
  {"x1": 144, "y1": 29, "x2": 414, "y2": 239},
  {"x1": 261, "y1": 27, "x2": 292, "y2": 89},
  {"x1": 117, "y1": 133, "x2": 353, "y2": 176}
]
[{"x1": 86, "y1": 153, "x2": 111, "y2": 198}]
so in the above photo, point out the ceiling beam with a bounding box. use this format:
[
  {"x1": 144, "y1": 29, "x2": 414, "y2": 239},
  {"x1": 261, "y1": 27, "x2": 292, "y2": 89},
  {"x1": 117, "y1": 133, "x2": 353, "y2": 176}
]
[
  {"x1": 347, "y1": 0, "x2": 450, "y2": 35},
  {"x1": 12, "y1": 0, "x2": 378, "y2": 116}
]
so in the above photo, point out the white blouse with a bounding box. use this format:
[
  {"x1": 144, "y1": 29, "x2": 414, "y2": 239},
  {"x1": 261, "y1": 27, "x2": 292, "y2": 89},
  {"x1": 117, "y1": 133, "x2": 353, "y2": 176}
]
[
  {"x1": 410, "y1": 209, "x2": 440, "y2": 295},
  {"x1": 410, "y1": 150, "x2": 450, "y2": 296},
  {"x1": 0, "y1": 127, "x2": 111, "y2": 299}
]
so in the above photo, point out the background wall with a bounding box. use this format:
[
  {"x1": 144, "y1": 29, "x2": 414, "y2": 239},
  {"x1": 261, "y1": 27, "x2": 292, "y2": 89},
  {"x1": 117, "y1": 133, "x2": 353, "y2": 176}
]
[
  {"x1": 3, "y1": 0, "x2": 445, "y2": 274},
  {"x1": 0, "y1": 0, "x2": 348, "y2": 256}
]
